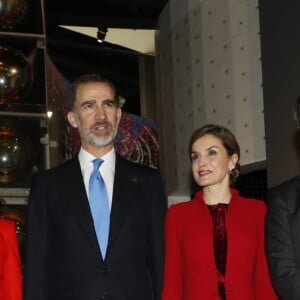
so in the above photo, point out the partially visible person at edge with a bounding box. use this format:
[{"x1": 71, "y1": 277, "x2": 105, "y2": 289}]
[
  {"x1": 0, "y1": 218, "x2": 22, "y2": 300},
  {"x1": 23, "y1": 73, "x2": 167, "y2": 300},
  {"x1": 161, "y1": 124, "x2": 277, "y2": 300},
  {"x1": 265, "y1": 96, "x2": 300, "y2": 300}
]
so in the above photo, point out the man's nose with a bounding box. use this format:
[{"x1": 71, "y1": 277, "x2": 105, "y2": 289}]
[{"x1": 94, "y1": 104, "x2": 107, "y2": 119}]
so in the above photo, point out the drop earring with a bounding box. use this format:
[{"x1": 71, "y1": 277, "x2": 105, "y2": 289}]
[{"x1": 228, "y1": 165, "x2": 235, "y2": 173}]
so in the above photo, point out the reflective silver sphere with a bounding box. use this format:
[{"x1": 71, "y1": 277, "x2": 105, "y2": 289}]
[
  {"x1": 0, "y1": 45, "x2": 33, "y2": 104},
  {"x1": 0, "y1": 131, "x2": 22, "y2": 181},
  {"x1": 0, "y1": 0, "x2": 28, "y2": 30}
]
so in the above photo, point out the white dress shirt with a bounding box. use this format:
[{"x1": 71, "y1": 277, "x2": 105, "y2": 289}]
[{"x1": 78, "y1": 147, "x2": 116, "y2": 211}]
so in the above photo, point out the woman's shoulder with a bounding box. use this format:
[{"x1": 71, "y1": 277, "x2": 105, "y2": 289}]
[
  {"x1": 167, "y1": 197, "x2": 200, "y2": 215},
  {"x1": 0, "y1": 219, "x2": 16, "y2": 240},
  {"x1": 166, "y1": 200, "x2": 201, "y2": 228},
  {"x1": 0, "y1": 218, "x2": 15, "y2": 229},
  {"x1": 235, "y1": 194, "x2": 267, "y2": 214}
]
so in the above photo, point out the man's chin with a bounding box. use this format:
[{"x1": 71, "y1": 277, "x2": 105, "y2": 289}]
[
  {"x1": 90, "y1": 136, "x2": 114, "y2": 148},
  {"x1": 81, "y1": 129, "x2": 117, "y2": 148}
]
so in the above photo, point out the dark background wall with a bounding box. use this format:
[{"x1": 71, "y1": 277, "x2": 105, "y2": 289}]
[{"x1": 259, "y1": 0, "x2": 300, "y2": 188}]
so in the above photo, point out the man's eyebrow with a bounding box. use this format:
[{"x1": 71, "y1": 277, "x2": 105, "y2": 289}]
[{"x1": 79, "y1": 99, "x2": 96, "y2": 107}]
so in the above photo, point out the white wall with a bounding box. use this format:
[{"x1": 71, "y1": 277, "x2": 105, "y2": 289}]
[{"x1": 155, "y1": 0, "x2": 265, "y2": 204}]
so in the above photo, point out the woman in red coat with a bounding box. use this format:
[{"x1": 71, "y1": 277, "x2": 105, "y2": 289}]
[
  {"x1": 162, "y1": 124, "x2": 277, "y2": 300},
  {"x1": 0, "y1": 219, "x2": 22, "y2": 300}
]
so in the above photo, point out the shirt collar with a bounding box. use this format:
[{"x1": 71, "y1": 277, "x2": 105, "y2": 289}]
[{"x1": 78, "y1": 147, "x2": 116, "y2": 172}]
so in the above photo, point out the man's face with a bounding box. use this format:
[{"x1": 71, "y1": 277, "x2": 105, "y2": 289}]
[{"x1": 67, "y1": 81, "x2": 121, "y2": 154}]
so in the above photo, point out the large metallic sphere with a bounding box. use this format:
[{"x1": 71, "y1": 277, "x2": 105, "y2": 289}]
[
  {"x1": 0, "y1": 0, "x2": 28, "y2": 30},
  {"x1": 0, "y1": 45, "x2": 33, "y2": 104},
  {"x1": 0, "y1": 130, "x2": 22, "y2": 183},
  {"x1": 0, "y1": 121, "x2": 35, "y2": 184}
]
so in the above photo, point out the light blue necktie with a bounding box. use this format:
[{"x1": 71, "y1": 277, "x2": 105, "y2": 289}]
[{"x1": 89, "y1": 158, "x2": 110, "y2": 258}]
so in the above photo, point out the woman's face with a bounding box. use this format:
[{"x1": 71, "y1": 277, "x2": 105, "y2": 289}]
[{"x1": 190, "y1": 134, "x2": 238, "y2": 188}]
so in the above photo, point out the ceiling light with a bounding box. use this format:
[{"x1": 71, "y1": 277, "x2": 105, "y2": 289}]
[{"x1": 97, "y1": 28, "x2": 108, "y2": 43}]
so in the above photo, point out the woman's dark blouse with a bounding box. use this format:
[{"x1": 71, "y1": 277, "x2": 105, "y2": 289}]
[{"x1": 208, "y1": 203, "x2": 229, "y2": 300}]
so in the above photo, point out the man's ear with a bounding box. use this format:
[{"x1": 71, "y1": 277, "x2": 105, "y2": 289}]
[
  {"x1": 116, "y1": 107, "x2": 122, "y2": 125},
  {"x1": 67, "y1": 112, "x2": 78, "y2": 128}
]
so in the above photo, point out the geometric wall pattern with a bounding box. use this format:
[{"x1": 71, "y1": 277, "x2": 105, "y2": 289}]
[{"x1": 156, "y1": 0, "x2": 265, "y2": 203}]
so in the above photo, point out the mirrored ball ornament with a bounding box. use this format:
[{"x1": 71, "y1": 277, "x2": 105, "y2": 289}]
[
  {"x1": 0, "y1": 131, "x2": 22, "y2": 183},
  {"x1": 0, "y1": 45, "x2": 33, "y2": 104},
  {"x1": 0, "y1": 0, "x2": 28, "y2": 30}
]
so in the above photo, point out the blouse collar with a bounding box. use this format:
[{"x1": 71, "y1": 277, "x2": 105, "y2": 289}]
[{"x1": 194, "y1": 188, "x2": 240, "y2": 207}]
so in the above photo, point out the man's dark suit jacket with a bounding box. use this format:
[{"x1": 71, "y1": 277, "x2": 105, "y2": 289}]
[
  {"x1": 24, "y1": 155, "x2": 167, "y2": 300},
  {"x1": 266, "y1": 175, "x2": 300, "y2": 300}
]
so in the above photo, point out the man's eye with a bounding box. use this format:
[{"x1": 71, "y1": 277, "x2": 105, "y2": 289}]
[
  {"x1": 83, "y1": 103, "x2": 94, "y2": 109},
  {"x1": 103, "y1": 101, "x2": 114, "y2": 108}
]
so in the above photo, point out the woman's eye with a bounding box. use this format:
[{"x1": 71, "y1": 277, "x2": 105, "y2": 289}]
[
  {"x1": 191, "y1": 154, "x2": 199, "y2": 161},
  {"x1": 208, "y1": 149, "x2": 217, "y2": 156}
]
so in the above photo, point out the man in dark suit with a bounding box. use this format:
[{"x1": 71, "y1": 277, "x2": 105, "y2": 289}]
[
  {"x1": 265, "y1": 97, "x2": 300, "y2": 300},
  {"x1": 265, "y1": 178, "x2": 300, "y2": 300},
  {"x1": 24, "y1": 74, "x2": 167, "y2": 300}
]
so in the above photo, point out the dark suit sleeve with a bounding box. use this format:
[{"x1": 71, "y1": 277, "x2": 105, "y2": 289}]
[
  {"x1": 24, "y1": 174, "x2": 48, "y2": 300},
  {"x1": 148, "y1": 171, "x2": 167, "y2": 300},
  {"x1": 254, "y1": 202, "x2": 277, "y2": 299},
  {"x1": 265, "y1": 188, "x2": 300, "y2": 300}
]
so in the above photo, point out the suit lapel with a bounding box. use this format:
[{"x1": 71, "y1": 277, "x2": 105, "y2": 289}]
[
  {"x1": 108, "y1": 156, "x2": 138, "y2": 249},
  {"x1": 65, "y1": 157, "x2": 101, "y2": 255}
]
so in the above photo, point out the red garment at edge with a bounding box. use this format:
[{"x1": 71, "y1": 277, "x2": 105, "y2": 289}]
[{"x1": 0, "y1": 219, "x2": 22, "y2": 300}]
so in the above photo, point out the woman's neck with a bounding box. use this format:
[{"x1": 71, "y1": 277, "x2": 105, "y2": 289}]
[{"x1": 203, "y1": 185, "x2": 232, "y2": 205}]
